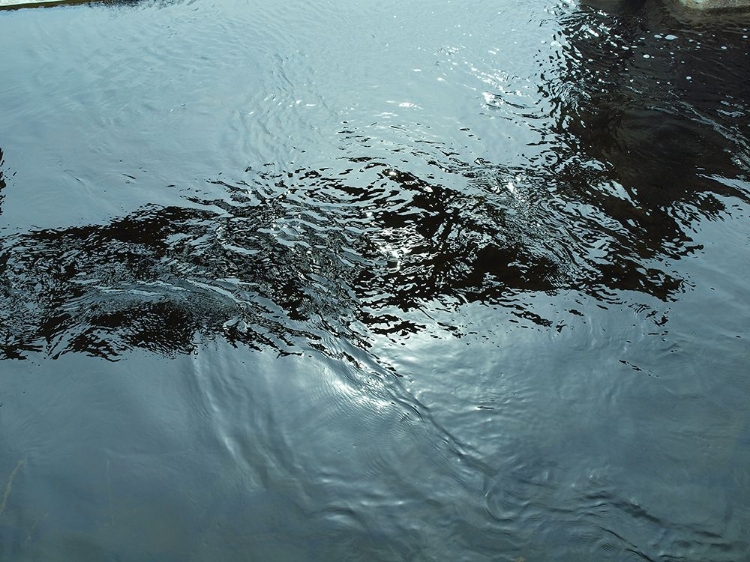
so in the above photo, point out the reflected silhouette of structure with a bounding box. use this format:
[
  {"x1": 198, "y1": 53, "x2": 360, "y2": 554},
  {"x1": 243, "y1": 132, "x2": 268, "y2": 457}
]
[
  {"x1": 557, "y1": 0, "x2": 749, "y2": 185},
  {"x1": 542, "y1": 0, "x2": 749, "y2": 284}
]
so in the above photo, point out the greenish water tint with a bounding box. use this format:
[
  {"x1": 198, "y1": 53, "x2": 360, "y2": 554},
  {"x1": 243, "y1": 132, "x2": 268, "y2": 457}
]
[{"x1": 1, "y1": 0, "x2": 749, "y2": 560}]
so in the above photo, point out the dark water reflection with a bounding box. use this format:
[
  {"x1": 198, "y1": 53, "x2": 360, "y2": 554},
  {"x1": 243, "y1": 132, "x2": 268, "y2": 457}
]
[
  {"x1": 0, "y1": 151, "x2": 689, "y2": 360},
  {"x1": 1, "y1": 0, "x2": 750, "y2": 560},
  {"x1": 552, "y1": 0, "x2": 750, "y2": 240}
]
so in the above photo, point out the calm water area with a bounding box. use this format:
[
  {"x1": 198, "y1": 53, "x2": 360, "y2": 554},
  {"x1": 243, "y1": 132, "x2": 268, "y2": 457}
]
[{"x1": 1, "y1": 0, "x2": 749, "y2": 560}]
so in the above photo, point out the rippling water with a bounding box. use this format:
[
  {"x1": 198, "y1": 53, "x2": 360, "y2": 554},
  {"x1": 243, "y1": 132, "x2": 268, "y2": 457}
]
[{"x1": 1, "y1": 0, "x2": 749, "y2": 560}]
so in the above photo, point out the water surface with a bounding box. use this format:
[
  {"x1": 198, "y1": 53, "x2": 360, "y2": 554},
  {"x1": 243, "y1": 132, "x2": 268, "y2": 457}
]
[{"x1": 1, "y1": 0, "x2": 749, "y2": 560}]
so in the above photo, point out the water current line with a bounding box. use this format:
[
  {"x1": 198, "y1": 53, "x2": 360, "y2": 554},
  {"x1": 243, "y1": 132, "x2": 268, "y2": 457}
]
[{"x1": 0, "y1": 458, "x2": 25, "y2": 517}]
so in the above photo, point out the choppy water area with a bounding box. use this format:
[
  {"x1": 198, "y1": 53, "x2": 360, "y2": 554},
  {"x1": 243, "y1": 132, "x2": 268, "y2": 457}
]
[{"x1": 1, "y1": 0, "x2": 749, "y2": 559}]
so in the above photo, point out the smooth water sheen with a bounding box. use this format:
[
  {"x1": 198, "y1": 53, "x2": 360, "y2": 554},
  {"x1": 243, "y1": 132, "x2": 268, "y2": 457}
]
[{"x1": 1, "y1": 0, "x2": 749, "y2": 560}]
